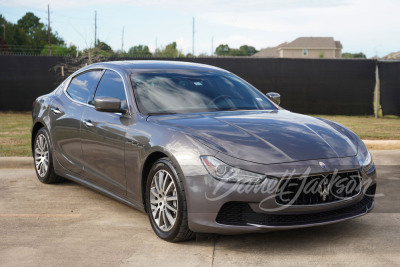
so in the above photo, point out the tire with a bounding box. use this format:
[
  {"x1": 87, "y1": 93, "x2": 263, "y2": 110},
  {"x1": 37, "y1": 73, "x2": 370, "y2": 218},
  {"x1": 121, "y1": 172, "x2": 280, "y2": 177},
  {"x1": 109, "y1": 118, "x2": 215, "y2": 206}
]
[
  {"x1": 145, "y1": 158, "x2": 195, "y2": 242},
  {"x1": 33, "y1": 127, "x2": 64, "y2": 184}
]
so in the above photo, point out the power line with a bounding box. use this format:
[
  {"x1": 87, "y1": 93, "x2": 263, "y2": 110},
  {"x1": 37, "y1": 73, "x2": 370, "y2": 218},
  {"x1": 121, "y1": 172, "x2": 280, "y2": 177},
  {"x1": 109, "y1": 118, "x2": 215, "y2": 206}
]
[
  {"x1": 211, "y1": 36, "x2": 214, "y2": 56},
  {"x1": 121, "y1": 27, "x2": 124, "y2": 52},
  {"x1": 2, "y1": 18, "x2": 6, "y2": 41},
  {"x1": 155, "y1": 37, "x2": 157, "y2": 56},
  {"x1": 94, "y1": 10, "x2": 97, "y2": 48},
  {"x1": 50, "y1": 11, "x2": 92, "y2": 21},
  {"x1": 192, "y1": 17, "x2": 195, "y2": 56},
  {"x1": 47, "y1": 4, "x2": 52, "y2": 56}
]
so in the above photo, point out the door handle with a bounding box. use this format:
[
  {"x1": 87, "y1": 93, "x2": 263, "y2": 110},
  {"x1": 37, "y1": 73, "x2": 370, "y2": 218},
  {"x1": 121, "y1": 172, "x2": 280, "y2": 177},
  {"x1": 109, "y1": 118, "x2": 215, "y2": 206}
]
[
  {"x1": 50, "y1": 107, "x2": 61, "y2": 114},
  {"x1": 128, "y1": 139, "x2": 143, "y2": 147},
  {"x1": 83, "y1": 120, "x2": 94, "y2": 127}
]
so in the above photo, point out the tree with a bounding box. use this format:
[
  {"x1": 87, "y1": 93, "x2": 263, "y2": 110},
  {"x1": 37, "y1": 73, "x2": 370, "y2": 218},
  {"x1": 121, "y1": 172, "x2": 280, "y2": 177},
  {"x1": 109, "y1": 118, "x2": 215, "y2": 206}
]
[
  {"x1": 156, "y1": 42, "x2": 178, "y2": 57},
  {"x1": 184, "y1": 53, "x2": 194, "y2": 58},
  {"x1": 342, "y1": 52, "x2": 367, "y2": 59},
  {"x1": 17, "y1": 12, "x2": 64, "y2": 48},
  {"x1": 0, "y1": 12, "x2": 64, "y2": 54},
  {"x1": 96, "y1": 39, "x2": 112, "y2": 52},
  {"x1": 215, "y1": 44, "x2": 258, "y2": 56},
  {"x1": 41, "y1": 44, "x2": 77, "y2": 56},
  {"x1": 215, "y1": 44, "x2": 230, "y2": 56},
  {"x1": 82, "y1": 39, "x2": 114, "y2": 57},
  {"x1": 0, "y1": 14, "x2": 29, "y2": 53},
  {"x1": 127, "y1": 45, "x2": 152, "y2": 57},
  {"x1": 239, "y1": 45, "x2": 257, "y2": 56},
  {"x1": 17, "y1": 12, "x2": 43, "y2": 37}
]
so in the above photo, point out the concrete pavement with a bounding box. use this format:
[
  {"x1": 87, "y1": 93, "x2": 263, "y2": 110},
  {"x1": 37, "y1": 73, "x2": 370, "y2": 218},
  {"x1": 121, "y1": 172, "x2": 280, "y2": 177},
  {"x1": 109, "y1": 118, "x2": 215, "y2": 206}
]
[{"x1": 0, "y1": 151, "x2": 399, "y2": 266}]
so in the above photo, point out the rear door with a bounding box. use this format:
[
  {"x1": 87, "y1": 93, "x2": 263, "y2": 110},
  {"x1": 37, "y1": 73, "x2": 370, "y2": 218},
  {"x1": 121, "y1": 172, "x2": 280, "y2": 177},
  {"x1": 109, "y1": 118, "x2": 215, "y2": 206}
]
[
  {"x1": 81, "y1": 69, "x2": 129, "y2": 195},
  {"x1": 50, "y1": 70, "x2": 103, "y2": 174}
]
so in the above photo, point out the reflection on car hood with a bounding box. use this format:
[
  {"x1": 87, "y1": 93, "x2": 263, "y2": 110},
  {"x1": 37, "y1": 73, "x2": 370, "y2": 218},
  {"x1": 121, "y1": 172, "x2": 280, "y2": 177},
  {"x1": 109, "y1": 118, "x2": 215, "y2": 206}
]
[{"x1": 149, "y1": 110, "x2": 358, "y2": 164}]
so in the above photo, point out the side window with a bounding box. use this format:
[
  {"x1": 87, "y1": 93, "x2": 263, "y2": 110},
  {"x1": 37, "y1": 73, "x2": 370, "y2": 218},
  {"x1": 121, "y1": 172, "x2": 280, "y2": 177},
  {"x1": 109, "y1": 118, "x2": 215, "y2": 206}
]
[
  {"x1": 93, "y1": 70, "x2": 126, "y2": 103},
  {"x1": 67, "y1": 70, "x2": 103, "y2": 104}
]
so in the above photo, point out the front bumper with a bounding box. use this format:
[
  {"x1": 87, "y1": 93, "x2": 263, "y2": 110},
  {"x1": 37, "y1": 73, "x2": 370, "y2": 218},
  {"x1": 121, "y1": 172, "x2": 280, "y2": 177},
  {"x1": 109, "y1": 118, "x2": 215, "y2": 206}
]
[{"x1": 183, "y1": 157, "x2": 377, "y2": 234}]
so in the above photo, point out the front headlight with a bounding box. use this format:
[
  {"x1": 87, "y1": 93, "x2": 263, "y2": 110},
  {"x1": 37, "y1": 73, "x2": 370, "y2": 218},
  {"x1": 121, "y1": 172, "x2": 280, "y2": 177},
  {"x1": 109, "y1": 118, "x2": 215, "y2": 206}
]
[
  {"x1": 200, "y1": 156, "x2": 265, "y2": 184},
  {"x1": 357, "y1": 150, "x2": 374, "y2": 173}
]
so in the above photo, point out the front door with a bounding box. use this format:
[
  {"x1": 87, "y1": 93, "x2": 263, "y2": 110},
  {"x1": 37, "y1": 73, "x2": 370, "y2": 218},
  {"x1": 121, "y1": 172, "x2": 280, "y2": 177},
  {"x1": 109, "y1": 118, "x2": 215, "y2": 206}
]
[{"x1": 81, "y1": 70, "x2": 129, "y2": 195}]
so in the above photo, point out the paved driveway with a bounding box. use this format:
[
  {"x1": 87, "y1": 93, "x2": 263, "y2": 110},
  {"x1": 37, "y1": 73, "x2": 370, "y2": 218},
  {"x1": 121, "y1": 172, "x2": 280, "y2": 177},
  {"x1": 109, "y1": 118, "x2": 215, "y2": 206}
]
[{"x1": 0, "y1": 151, "x2": 399, "y2": 266}]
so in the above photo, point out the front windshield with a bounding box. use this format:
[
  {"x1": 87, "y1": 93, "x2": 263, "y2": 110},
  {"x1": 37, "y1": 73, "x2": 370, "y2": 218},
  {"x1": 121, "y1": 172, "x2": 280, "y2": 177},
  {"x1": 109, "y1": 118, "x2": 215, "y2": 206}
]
[{"x1": 130, "y1": 70, "x2": 277, "y2": 115}]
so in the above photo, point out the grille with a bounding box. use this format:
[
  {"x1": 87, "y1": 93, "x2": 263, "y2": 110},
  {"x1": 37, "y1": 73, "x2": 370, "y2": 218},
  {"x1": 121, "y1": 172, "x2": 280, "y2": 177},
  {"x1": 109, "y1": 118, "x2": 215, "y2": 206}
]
[
  {"x1": 275, "y1": 170, "x2": 361, "y2": 206},
  {"x1": 216, "y1": 184, "x2": 375, "y2": 227}
]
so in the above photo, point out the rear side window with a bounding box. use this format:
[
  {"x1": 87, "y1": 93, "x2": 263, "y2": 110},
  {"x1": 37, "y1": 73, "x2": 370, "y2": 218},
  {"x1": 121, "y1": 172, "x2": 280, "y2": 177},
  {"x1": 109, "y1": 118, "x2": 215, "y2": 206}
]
[
  {"x1": 93, "y1": 70, "x2": 126, "y2": 102},
  {"x1": 67, "y1": 70, "x2": 103, "y2": 104}
]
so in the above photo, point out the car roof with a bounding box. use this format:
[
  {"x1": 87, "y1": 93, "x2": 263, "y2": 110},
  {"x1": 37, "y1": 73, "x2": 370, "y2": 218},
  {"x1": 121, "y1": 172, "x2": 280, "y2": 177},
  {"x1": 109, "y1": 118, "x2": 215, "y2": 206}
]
[{"x1": 87, "y1": 60, "x2": 228, "y2": 73}]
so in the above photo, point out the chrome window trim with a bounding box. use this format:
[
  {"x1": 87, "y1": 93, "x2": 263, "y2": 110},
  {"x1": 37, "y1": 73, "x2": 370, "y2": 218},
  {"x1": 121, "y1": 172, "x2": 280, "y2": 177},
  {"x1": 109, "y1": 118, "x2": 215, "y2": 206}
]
[
  {"x1": 274, "y1": 169, "x2": 363, "y2": 207},
  {"x1": 63, "y1": 67, "x2": 133, "y2": 116},
  {"x1": 63, "y1": 68, "x2": 103, "y2": 108}
]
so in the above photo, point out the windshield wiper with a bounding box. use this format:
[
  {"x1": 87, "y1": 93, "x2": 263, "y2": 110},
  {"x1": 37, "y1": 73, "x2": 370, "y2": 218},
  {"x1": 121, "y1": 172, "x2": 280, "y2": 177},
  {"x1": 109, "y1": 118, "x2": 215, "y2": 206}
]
[
  {"x1": 216, "y1": 107, "x2": 260, "y2": 111},
  {"x1": 147, "y1": 112, "x2": 180, "y2": 116},
  {"x1": 216, "y1": 108, "x2": 240, "y2": 111}
]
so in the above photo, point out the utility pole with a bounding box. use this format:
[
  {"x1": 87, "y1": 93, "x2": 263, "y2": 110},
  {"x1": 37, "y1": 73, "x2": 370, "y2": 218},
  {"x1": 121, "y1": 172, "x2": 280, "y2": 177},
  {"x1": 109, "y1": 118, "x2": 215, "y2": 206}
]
[
  {"x1": 2, "y1": 18, "x2": 5, "y2": 41},
  {"x1": 94, "y1": 11, "x2": 97, "y2": 48},
  {"x1": 192, "y1": 17, "x2": 195, "y2": 57},
  {"x1": 47, "y1": 4, "x2": 52, "y2": 56},
  {"x1": 121, "y1": 27, "x2": 124, "y2": 53},
  {"x1": 211, "y1": 36, "x2": 214, "y2": 56},
  {"x1": 155, "y1": 37, "x2": 158, "y2": 57}
]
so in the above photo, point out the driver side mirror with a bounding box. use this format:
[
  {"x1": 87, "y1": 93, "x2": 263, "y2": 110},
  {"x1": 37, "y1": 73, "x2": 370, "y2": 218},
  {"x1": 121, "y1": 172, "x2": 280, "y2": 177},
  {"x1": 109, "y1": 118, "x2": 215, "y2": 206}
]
[
  {"x1": 94, "y1": 97, "x2": 127, "y2": 114},
  {"x1": 266, "y1": 92, "x2": 281, "y2": 106}
]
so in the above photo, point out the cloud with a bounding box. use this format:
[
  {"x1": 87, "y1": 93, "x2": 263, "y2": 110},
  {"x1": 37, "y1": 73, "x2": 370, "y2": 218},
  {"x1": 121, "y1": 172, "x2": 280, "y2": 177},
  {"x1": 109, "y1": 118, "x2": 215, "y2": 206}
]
[
  {"x1": 1, "y1": 0, "x2": 349, "y2": 11},
  {"x1": 0, "y1": 0, "x2": 125, "y2": 9}
]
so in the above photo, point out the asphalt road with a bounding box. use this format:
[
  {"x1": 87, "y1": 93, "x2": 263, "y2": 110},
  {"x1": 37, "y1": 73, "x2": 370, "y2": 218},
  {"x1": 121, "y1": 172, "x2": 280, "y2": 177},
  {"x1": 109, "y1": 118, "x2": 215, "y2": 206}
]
[{"x1": 0, "y1": 150, "x2": 399, "y2": 266}]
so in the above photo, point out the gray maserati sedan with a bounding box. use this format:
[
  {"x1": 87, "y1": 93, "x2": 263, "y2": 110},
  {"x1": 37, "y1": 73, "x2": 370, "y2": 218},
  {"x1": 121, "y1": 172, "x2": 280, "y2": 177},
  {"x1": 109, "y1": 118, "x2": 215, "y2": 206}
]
[{"x1": 32, "y1": 61, "x2": 376, "y2": 242}]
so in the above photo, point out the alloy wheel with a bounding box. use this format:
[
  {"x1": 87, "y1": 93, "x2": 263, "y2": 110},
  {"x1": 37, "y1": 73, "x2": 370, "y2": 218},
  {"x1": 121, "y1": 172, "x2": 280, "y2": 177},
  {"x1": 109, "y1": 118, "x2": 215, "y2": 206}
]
[
  {"x1": 34, "y1": 134, "x2": 49, "y2": 177},
  {"x1": 149, "y1": 170, "x2": 178, "y2": 232}
]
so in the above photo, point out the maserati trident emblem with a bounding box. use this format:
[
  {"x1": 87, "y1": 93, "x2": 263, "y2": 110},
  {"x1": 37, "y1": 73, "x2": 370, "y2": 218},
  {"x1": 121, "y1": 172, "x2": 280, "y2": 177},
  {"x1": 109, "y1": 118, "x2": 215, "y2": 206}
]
[
  {"x1": 319, "y1": 161, "x2": 326, "y2": 169},
  {"x1": 318, "y1": 178, "x2": 329, "y2": 201}
]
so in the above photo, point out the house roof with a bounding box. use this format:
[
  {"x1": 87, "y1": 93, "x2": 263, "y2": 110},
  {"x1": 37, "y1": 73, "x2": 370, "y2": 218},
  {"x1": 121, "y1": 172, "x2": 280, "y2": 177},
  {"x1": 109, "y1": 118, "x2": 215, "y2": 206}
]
[
  {"x1": 280, "y1": 37, "x2": 342, "y2": 49},
  {"x1": 252, "y1": 42, "x2": 287, "y2": 58},
  {"x1": 383, "y1": 51, "x2": 400, "y2": 59},
  {"x1": 335, "y1": 41, "x2": 343, "y2": 49}
]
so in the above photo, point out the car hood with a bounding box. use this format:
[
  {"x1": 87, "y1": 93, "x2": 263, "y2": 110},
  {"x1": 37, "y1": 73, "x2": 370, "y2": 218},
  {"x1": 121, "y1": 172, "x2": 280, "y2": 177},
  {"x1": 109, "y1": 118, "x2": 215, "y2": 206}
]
[{"x1": 149, "y1": 110, "x2": 358, "y2": 165}]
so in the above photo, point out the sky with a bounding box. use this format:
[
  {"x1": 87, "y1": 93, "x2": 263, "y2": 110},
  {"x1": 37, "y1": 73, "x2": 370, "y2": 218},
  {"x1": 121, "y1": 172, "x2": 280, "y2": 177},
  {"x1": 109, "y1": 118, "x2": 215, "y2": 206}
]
[{"x1": 1, "y1": 0, "x2": 399, "y2": 58}]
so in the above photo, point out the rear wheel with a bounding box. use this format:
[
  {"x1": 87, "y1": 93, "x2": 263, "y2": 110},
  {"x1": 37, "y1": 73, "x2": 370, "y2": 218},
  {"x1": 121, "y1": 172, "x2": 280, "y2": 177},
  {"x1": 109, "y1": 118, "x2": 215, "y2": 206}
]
[
  {"x1": 145, "y1": 158, "x2": 194, "y2": 242},
  {"x1": 33, "y1": 128, "x2": 64, "y2": 184}
]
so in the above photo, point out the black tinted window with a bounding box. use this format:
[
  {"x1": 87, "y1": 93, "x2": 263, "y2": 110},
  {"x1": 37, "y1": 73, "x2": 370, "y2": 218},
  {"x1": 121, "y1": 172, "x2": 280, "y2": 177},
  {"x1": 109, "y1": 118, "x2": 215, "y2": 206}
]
[
  {"x1": 94, "y1": 70, "x2": 126, "y2": 102},
  {"x1": 67, "y1": 70, "x2": 102, "y2": 103}
]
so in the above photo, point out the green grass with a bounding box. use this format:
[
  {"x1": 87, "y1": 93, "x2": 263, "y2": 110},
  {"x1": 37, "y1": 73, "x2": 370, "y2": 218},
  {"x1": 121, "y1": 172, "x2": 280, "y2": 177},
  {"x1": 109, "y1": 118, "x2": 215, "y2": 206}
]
[
  {"x1": 0, "y1": 112, "x2": 32, "y2": 157},
  {"x1": 312, "y1": 115, "x2": 400, "y2": 140},
  {"x1": 1, "y1": 112, "x2": 399, "y2": 157}
]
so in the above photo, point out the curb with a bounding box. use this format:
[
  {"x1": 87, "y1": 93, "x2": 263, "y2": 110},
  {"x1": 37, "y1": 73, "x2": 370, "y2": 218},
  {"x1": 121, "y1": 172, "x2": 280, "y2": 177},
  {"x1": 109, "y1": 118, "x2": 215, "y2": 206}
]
[
  {"x1": 1, "y1": 140, "x2": 400, "y2": 169},
  {"x1": 0, "y1": 157, "x2": 33, "y2": 169}
]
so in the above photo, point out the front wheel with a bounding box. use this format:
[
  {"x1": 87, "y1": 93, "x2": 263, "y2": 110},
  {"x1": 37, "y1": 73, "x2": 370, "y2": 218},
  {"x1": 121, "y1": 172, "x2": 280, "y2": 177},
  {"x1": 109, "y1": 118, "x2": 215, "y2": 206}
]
[{"x1": 145, "y1": 158, "x2": 194, "y2": 242}]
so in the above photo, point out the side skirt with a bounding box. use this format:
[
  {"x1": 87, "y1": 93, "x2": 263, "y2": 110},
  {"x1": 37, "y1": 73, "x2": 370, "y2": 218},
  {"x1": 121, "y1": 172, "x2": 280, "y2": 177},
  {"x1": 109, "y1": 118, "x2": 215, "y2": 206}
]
[{"x1": 53, "y1": 154, "x2": 146, "y2": 213}]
